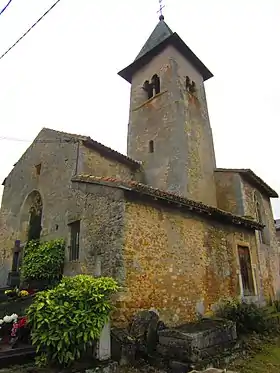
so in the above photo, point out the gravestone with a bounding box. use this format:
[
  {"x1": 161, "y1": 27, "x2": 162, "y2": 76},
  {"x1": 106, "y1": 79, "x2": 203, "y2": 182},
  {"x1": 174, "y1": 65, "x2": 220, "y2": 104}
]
[
  {"x1": 130, "y1": 310, "x2": 159, "y2": 355},
  {"x1": 7, "y1": 240, "x2": 24, "y2": 287},
  {"x1": 157, "y1": 319, "x2": 237, "y2": 364},
  {"x1": 96, "y1": 322, "x2": 111, "y2": 361}
]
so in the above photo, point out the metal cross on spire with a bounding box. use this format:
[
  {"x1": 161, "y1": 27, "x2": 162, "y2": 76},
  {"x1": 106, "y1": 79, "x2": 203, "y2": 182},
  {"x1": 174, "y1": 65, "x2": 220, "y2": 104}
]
[{"x1": 157, "y1": 0, "x2": 165, "y2": 20}]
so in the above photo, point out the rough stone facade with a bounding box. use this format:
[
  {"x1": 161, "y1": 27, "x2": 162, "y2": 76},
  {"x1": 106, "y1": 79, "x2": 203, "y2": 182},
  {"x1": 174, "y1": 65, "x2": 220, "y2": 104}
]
[
  {"x1": 0, "y1": 128, "x2": 137, "y2": 286},
  {"x1": 116, "y1": 198, "x2": 260, "y2": 326},
  {"x1": 241, "y1": 180, "x2": 279, "y2": 298},
  {"x1": 214, "y1": 172, "x2": 243, "y2": 215},
  {"x1": 215, "y1": 169, "x2": 280, "y2": 300},
  {"x1": 128, "y1": 45, "x2": 217, "y2": 207}
]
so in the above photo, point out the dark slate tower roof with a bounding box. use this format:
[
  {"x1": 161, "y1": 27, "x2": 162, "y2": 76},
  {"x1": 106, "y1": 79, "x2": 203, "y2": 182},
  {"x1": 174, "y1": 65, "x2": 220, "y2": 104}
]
[
  {"x1": 118, "y1": 17, "x2": 213, "y2": 83},
  {"x1": 134, "y1": 18, "x2": 173, "y2": 60}
]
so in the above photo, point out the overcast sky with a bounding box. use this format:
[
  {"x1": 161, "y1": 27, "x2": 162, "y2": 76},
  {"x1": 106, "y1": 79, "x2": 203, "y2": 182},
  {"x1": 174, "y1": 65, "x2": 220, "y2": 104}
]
[{"x1": 0, "y1": 0, "x2": 279, "y2": 217}]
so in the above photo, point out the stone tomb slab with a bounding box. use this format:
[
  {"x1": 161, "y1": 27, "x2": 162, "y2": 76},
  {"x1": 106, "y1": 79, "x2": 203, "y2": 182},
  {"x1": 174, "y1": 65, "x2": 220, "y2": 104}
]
[{"x1": 157, "y1": 319, "x2": 237, "y2": 363}]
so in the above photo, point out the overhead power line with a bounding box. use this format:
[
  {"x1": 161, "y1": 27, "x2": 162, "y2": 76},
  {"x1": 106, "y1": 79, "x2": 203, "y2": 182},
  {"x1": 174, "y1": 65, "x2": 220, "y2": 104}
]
[
  {"x1": 0, "y1": 136, "x2": 79, "y2": 144},
  {"x1": 0, "y1": 0, "x2": 13, "y2": 16},
  {"x1": 0, "y1": 0, "x2": 62, "y2": 61}
]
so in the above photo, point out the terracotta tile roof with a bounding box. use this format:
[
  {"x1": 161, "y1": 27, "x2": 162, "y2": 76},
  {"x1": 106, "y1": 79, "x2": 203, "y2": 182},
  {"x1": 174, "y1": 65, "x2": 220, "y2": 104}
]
[
  {"x1": 42, "y1": 128, "x2": 141, "y2": 169},
  {"x1": 72, "y1": 175, "x2": 263, "y2": 231},
  {"x1": 215, "y1": 168, "x2": 278, "y2": 198}
]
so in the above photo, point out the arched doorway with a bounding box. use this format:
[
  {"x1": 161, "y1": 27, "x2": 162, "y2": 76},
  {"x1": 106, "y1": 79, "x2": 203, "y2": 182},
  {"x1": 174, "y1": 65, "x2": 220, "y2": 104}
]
[
  {"x1": 20, "y1": 190, "x2": 43, "y2": 243},
  {"x1": 8, "y1": 190, "x2": 43, "y2": 287}
]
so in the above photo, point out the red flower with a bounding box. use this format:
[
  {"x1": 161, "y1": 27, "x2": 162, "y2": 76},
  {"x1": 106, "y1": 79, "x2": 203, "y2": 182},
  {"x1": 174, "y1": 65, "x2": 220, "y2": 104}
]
[{"x1": 18, "y1": 317, "x2": 27, "y2": 328}]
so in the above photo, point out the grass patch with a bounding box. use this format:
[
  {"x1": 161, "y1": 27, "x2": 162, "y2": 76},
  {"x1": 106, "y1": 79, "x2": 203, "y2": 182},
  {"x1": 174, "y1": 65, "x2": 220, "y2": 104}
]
[{"x1": 230, "y1": 337, "x2": 280, "y2": 373}]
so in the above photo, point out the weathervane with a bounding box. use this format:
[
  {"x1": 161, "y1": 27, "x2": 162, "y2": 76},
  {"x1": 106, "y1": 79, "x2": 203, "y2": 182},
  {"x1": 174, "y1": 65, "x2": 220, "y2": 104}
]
[{"x1": 157, "y1": 0, "x2": 165, "y2": 20}]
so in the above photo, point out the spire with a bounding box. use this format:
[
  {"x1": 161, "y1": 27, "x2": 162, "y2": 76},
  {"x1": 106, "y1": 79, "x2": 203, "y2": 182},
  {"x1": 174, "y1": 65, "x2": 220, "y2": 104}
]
[
  {"x1": 134, "y1": 18, "x2": 173, "y2": 61},
  {"x1": 118, "y1": 18, "x2": 213, "y2": 83}
]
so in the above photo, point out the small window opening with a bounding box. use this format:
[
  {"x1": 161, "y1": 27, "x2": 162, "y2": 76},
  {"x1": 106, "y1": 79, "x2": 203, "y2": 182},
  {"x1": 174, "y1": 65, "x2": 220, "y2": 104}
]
[
  {"x1": 35, "y1": 163, "x2": 41, "y2": 175},
  {"x1": 256, "y1": 201, "x2": 265, "y2": 243},
  {"x1": 69, "y1": 220, "x2": 80, "y2": 261},
  {"x1": 149, "y1": 140, "x2": 154, "y2": 153},
  {"x1": 186, "y1": 76, "x2": 196, "y2": 94},
  {"x1": 143, "y1": 80, "x2": 153, "y2": 99},
  {"x1": 151, "y1": 74, "x2": 160, "y2": 95},
  {"x1": 238, "y1": 246, "x2": 255, "y2": 296},
  {"x1": 55, "y1": 224, "x2": 59, "y2": 231},
  {"x1": 143, "y1": 74, "x2": 161, "y2": 100}
]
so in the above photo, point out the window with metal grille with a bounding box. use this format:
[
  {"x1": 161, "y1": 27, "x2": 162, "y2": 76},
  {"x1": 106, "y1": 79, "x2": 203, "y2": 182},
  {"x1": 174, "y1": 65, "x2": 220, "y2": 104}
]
[
  {"x1": 238, "y1": 246, "x2": 255, "y2": 296},
  {"x1": 69, "y1": 220, "x2": 80, "y2": 261}
]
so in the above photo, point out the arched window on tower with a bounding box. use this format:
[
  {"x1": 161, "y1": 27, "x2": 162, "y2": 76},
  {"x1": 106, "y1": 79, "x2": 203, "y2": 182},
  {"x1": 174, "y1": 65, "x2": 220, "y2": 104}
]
[
  {"x1": 143, "y1": 80, "x2": 153, "y2": 100},
  {"x1": 151, "y1": 74, "x2": 160, "y2": 95},
  {"x1": 143, "y1": 74, "x2": 161, "y2": 101},
  {"x1": 186, "y1": 76, "x2": 196, "y2": 94}
]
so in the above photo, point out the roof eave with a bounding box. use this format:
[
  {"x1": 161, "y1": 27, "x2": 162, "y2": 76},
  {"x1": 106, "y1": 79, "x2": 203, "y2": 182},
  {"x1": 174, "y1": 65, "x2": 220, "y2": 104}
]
[
  {"x1": 118, "y1": 33, "x2": 213, "y2": 83},
  {"x1": 72, "y1": 176, "x2": 261, "y2": 231}
]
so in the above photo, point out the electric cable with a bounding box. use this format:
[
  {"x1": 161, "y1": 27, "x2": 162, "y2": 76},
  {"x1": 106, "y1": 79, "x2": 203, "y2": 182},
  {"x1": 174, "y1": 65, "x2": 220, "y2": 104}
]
[
  {"x1": 0, "y1": 0, "x2": 62, "y2": 61},
  {"x1": 0, "y1": 0, "x2": 13, "y2": 16}
]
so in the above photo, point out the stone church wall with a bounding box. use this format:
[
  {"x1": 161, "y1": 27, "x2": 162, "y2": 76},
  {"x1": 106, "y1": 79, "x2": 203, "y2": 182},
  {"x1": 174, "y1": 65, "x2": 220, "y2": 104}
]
[
  {"x1": 214, "y1": 171, "x2": 244, "y2": 215},
  {"x1": 0, "y1": 129, "x2": 80, "y2": 286},
  {"x1": 0, "y1": 129, "x2": 135, "y2": 287},
  {"x1": 115, "y1": 198, "x2": 260, "y2": 326},
  {"x1": 241, "y1": 180, "x2": 280, "y2": 298},
  {"x1": 78, "y1": 144, "x2": 138, "y2": 182}
]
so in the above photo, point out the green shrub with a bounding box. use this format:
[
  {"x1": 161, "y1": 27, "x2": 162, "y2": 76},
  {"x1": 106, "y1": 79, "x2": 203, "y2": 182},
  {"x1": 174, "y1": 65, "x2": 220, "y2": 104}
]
[
  {"x1": 21, "y1": 239, "x2": 65, "y2": 284},
  {"x1": 27, "y1": 275, "x2": 118, "y2": 367},
  {"x1": 215, "y1": 298, "x2": 270, "y2": 335}
]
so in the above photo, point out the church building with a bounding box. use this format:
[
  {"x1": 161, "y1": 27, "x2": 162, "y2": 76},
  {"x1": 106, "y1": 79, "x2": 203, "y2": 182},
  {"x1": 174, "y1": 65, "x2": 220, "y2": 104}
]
[{"x1": 0, "y1": 16, "x2": 279, "y2": 325}]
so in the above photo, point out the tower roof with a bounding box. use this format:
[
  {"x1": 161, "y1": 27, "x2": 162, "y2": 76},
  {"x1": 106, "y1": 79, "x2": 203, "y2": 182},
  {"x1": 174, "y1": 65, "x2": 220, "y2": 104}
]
[
  {"x1": 118, "y1": 18, "x2": 213, "y2": 83},
  {"x1": 134, "y1": 18, "x2": 173, "y2": 61}
]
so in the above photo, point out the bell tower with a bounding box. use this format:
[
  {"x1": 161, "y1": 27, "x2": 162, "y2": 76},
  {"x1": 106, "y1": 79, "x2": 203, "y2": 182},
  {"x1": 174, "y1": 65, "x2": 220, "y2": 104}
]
[{"x1": 118, "y1": 16, "x2": 217, "y2": 207}]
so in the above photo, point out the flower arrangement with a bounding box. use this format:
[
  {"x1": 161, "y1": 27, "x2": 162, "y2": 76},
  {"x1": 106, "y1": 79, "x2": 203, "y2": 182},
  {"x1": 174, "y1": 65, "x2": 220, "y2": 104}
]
[
  {"x1": 11, "y1": 316, "x2": 27, "y2": 338},
  {"x1": 0, "y1": 314, "x2": 29, "y2": 345},
  {"x1": 0, "y1": 313, "x2": 18, "y2": 324},
  {"x1": 4, "y1": 289, "x2": 18, "y2": 298},
  {"x1": 4, "y1": 288, "x2": 34, "y2": 299},
  {"x1": 18, "y1": 290, "x2": 29, "y2": 297}
]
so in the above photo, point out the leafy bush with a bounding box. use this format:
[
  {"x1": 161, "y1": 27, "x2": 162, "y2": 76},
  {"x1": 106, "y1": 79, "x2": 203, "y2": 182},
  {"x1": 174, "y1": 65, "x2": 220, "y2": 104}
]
[
  {"x1": 27, "y1": 275, "x2": 118, "y2": 367},
  {"x1": 215, "y1": 298, "x2": 270, "y2": 335},
  {"x1": 21, "y1": 239, "x2": 65, "y2": 284}
]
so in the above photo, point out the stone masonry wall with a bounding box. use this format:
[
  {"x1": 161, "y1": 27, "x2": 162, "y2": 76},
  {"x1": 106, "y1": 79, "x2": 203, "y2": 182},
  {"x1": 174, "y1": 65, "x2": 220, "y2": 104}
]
[
  {"x1": 79, "y1": 144, "x2": 138, "y2": 182},
  {"x1": 242, "y1": 179, "x2": 280, "y2": 298},
  {"x1": 0, "y1": 129, "x2": 131, "y2": 286},
  {"x1": 70, "y1": 182, "x2": 126, "y2": 282},
  {"x1": 127, "y1": 45, "x2": 217, "y2": 207},
  {"x1": 115, "y1": 198, "x2": 260, "y2": 327},
  {"x1": 214, "y1": 171, "x2": 244, "y2": 215}
]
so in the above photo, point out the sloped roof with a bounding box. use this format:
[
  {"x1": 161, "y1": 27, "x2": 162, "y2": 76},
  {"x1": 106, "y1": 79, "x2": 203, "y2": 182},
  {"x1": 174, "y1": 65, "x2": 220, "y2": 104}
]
[
  {"x1": 215, "y1": 168, "x2": 278, "y2": 198},
  {"x1": 42, "y1": 128, "x2": 140, "y2": 169},
  {"x1": 118, "y1": 18, "x2": 213, "y2": 83},
  {"x1": 135, "y1": 19, "x2": 173, "y2": 60},
  {"x1": 72, "y1": 174, "x2": 263, "y2": 231}
]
